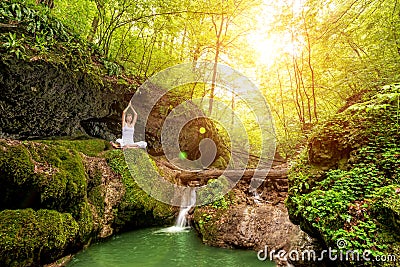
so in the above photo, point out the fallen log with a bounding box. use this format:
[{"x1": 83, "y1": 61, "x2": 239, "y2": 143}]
[{"x1": 177, "y1": 167, "x2": 287, "y2": 185}]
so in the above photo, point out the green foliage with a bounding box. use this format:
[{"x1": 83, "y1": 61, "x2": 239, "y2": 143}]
[
  {"x1": 51, "y1": 0, "x2": 95, "y2": 37},
  {"x1": 0, "y1": 0, "x2": 70, "y2": 58},
  {"x1": 210, "y1": 194, "x2": 234, "y2": 210},
  {"x1": 1, "y1": 0, "x2": 69, "y2": 39},
  {"x1": 196, "y1": 177, "x2": 232, "y2": 207},
  {"x1": 0, "y1": 0, "x2": 127, "y2": 82},
  {"x1": 287, "y1": 85, "x2": 400, "y2": 263},
  {"x1": 254, "y1": 0, "x2": 400, "y2": 157},
  {"x1": 102, "y1": 58, "x2": 122, "y2": 76},
  {"x1": 197, "y1": 213, "x2": 213, "y2": 229},
  {"x1": 2, "y1": 32, "x2": 26, "y2": 58},
  {"x1": 207, "y1": 180, "x2": 234, "y2": 210},
  {"x1": 0, "y1": 209, "x2": 79, "y2": 267}
]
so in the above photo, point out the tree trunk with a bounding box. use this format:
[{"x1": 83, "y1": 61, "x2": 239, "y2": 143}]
[
  {"x1": 87, "y1": 16, "x2": 99, "y2": 42},
  {"x1": 209, "y1": 15, "x2": 225, "y2": 116}
]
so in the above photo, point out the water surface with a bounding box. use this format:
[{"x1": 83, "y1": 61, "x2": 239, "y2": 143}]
[{"x1": 68, "y1": 227, "x2": 275, "y2": 267}]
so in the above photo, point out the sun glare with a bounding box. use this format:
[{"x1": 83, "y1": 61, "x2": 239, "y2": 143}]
[
  {"x1": 247, "y1": 0, "x2": 306, "y2": 68},
  {"x1": 247, "y1": 34, "x2": 283, "y2": 68}
]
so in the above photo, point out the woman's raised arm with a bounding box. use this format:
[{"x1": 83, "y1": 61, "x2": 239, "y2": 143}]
[
  {"x1": 122, "y1": 104, "x2": 130, "y2": 128},
  {"x1": 131, "y1": 104, "x2": 138, "y2": 125}
]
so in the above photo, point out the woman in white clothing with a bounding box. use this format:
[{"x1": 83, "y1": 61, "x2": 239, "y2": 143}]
[{"x1": 111, "y1": 102, "x2": 147, "y2": 149}]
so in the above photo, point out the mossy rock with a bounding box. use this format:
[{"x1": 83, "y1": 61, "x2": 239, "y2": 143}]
[
  {"x1": 104, "y1": 149, "x2": 175, "y2": 231},
  {"x1": 69, "y1": 201, "x2": 94, "y2": 244},
  {"x1": 373, "y1": 185, "x2": 400, "y2": 232},
  {"x1": 37, "y1": 138, "x2": 110, "y2": 157},
  {"x1": 286, "y1": 84, "x2": 400, "y2": 265},
  {"x1": 0, "y1": 209, "x2": 79, "y2": 267},
  {"x1": 0, "y1": 140, "x2": 87, "y2": 212},
  {"x1": 88, "y1": 185, "x2": 105, "y2": 218},
  {"x1": 192, "y1": 206, "x2": 223, "y2": 244}
]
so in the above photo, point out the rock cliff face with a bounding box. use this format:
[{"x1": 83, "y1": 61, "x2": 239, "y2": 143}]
[
  {"x1": 286, "y1": 84, "x2": 400, "y2": 266},
  {"x1": 0, "y1": 58, "x2": 128, "y2": 140}
]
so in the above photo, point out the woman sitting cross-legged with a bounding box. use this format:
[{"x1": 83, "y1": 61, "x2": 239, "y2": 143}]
[{"x1": 110, "y1": 102, "x2": 147, "y2": 150}]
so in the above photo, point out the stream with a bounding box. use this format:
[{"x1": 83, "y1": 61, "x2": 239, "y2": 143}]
[{"x1": 68, "y1": 227, "x2": 275, "y2": 267}]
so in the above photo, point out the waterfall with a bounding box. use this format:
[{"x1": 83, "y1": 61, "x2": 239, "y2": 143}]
[
  {"x1": 155, "y1": 188, "x2": 196, "y2": 233},
  {"x1": 175, "y1": 188, "x2": 196, "y2": 228}
]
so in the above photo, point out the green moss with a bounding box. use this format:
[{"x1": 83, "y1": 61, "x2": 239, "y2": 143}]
[
  {"x1": 373, "y1": 185, "x2": 400, "y2": 232},
  {"x1": 87, "y1": 167, "x2": 102, "y2": 190},
  {"x1": 0, "y1": 0, "x2": 134, "y2": 87},
  {"x1": 29, "y1": 141, "x2": 86, "y2": 211},
  {"x1": 0, "y1": 209, "x2": 79, "y2": 267},
  {"x1": 0, "y1": 141, "x2": 35, "y2": 186},
  {"x1": 0, "y1": 140, "x2": 91, "y2": 226},
  {"x1": 88, "y1": 185, "x2": 105, "y2": 218},
  {"x1": 192, "y1": 206, "x2": 226, "y2": 244},
  {"x1": 104, "y1": 149, "x2": 174, "y2": 230},
  {"x1": 37, "y1": 138, "x2": 110, "y2": 157},
  {"x1": 286, "y1": 83, "x2": 400, "y2": 264},
  {"x1": 69, "y1": 201, "x2": 94, "y2": 243},
  {"x1": 1, "y1": 1, "x2": 90, "y2": 69}
]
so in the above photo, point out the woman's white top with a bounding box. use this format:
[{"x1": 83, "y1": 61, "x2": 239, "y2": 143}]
[{"x1": 122, "y1": 125, "x2": 134, "y2": 145}]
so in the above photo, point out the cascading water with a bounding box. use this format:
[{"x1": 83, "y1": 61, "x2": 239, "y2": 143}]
[
  {"x1": 175, "y1": 188, "x2": 196, "y2": 228},
  {"x1": 157, "y1": 188, "x2": 196, "y2": 233}
]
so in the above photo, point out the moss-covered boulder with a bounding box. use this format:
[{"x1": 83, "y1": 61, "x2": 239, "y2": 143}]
[
  {"x1": 0, "y1": 209, "x2": 79, "y2": 267},
  {"x1": 105, "y1": 149, "x2": 175, "y2": 231},
  {"x1": 0, "y1": 139, "x2": 102, "y2": 247},
  {"x1": 286, "y1": 84, "x2": 400, "y2": 266},
  {"x1": 0, "y1": 139, "x2": 87, "y2": 212}
]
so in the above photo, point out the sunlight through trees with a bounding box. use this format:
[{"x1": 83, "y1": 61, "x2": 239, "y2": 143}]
[{"x1": 30, "y1": 0, "x2": 400, "y2": 158}]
